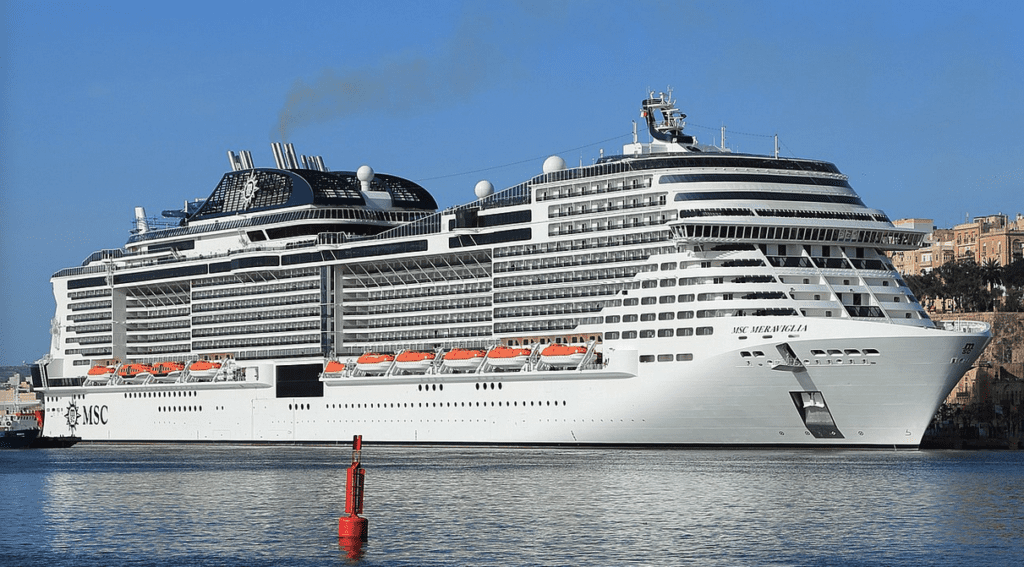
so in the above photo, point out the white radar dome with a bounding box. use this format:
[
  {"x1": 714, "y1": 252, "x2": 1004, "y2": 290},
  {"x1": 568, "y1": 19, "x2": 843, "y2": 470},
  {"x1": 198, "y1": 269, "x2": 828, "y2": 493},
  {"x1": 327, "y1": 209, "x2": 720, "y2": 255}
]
[
  {"x1": 474, "y1": 180, "x2": 494, "y2": 199},
  {"x1": 356, "y1": 165, "x2": 375, "y2": 183},
  {"x1": 542, "y1": 155, "x2": 567, "y2": 174}
]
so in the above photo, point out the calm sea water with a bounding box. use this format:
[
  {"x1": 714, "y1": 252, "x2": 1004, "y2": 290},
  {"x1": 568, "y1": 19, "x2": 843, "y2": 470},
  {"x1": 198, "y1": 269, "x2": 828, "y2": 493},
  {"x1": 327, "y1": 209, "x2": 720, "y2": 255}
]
[{"x1": 2, "y1": 445, "x2": 1022, "y2": 566}]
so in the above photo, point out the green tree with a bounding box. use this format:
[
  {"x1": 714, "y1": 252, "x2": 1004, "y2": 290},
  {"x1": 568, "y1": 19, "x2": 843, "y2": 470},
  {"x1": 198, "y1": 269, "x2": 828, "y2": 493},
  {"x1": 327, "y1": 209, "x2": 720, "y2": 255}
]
[{"x1": 981, "y1": 258, "x2": 1003, "y2": 311}]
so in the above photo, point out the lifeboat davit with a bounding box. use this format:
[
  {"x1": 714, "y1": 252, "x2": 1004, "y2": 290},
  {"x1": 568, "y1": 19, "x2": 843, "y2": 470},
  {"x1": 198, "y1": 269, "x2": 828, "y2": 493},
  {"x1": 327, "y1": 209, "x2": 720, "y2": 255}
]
[
  {"x1": 395, "y1": 351, "x2": 436, "y2": 373},
  {"x1": 540, "y1": 344, "x2": 588, "y2": 368},
  {"x1": 486, "y1": 346, "x2": 531, "y2": 369},
  {"x1": 356, "y1": 353, "x2": 394, "y2": 375},
  {"x1": 188, "y1": 360, "x2": 221, "y2": 381},
  {"x1": 441, "y1": 349, "x2": 485, "y2": 371}
]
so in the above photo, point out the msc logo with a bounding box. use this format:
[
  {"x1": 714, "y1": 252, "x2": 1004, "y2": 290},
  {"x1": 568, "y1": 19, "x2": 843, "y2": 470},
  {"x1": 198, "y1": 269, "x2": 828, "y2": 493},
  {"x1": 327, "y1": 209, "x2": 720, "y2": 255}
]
[
  {"x1": 67, "y1": 401, "x2": 108, "y2": 427},
  {"x1": 82, "y1": 405, "x2": 109, "y2": 425}
]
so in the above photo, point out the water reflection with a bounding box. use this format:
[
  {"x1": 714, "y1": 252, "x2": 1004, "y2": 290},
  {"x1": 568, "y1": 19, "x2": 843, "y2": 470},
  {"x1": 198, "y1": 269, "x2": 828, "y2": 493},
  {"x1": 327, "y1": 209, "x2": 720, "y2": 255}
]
[{"x1": 1, "y1": 447, "x2": 1020, "y2": 566}]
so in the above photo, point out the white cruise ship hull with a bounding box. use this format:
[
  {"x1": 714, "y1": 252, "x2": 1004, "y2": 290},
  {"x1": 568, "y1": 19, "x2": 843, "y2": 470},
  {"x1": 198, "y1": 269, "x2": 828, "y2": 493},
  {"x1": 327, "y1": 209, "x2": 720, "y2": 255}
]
[
  {"x1": 37, "y1": 93, "x2": 991, "y2": 448},
  {"x1": 41, "y1": 319, "x2": 985, "y2": 447}
]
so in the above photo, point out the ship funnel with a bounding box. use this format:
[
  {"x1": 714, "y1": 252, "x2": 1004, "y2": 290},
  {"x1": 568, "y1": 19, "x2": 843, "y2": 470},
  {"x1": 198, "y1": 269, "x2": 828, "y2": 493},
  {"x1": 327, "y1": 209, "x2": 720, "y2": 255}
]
[
  {"x1": 271, "y1": 143, "x2": 286, "y2": 169},
  {"x1": 227, "y1": 151, "x2": 243, "y2": 171},
  {"x1": 300, "y1": 154, "x2": 327, "y2": 171},
  {"x1": 227, "y1": 150, "x2": 255, "y2": 171},
  {"x1": 285, "y1": 143, "x2": 300, "y2": 169},
  {"x1": 133, "y1": 207, "x2": 149, "y2": 235}
]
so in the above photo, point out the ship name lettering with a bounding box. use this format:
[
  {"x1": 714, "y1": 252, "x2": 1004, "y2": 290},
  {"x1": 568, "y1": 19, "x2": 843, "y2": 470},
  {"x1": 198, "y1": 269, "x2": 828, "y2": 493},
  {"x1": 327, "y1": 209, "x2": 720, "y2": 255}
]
[
  {"x1": 82, "y1": 405, "x2": 108, "y2": 426},
  {"x1": 733, "y1": 325, "x2": 808, "y2": 334}
]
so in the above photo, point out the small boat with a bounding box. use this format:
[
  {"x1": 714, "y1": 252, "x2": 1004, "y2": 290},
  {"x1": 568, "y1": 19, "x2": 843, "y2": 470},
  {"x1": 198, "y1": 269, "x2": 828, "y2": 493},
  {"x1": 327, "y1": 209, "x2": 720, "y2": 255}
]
[
  {"x1": 356, "y1": 353, "x2": 394, "y2": 375},
  {"x1": 149, "y1": 361, "x2": 185, "y2": 383},
  {"x1": 152, "y1": 361, "x2": 185, "y2": 375},
  {"x1": 485, "y1": 346, "x2": 531, "y2": 369},
  {"x1": 1, "y1": 422, "x2": 40, "y2": 449},
  {"x1": 540, "y1": 344, "x2": 587, "y2": 368},
  {"x1": 84, "y1": 365, "x2": 116, "y2": 385},
  {"x1": 441, "y1": 349, "x2": 485, "y2": 371},
  {"x1": 323, "y1": 360, "x2": 346, "y2": 375},
  {"x1": 188, "y1": 360, "x2": 222, "y2": 381},
  {"x1": 118, "y1": 363, "x2": 153, "y2": 384},
  {"x1": 395, "y1": 351, "x2": 436, "y2": 372},
  {"x1": 1, "y1": 387, "x2": 43, "y2": 449}
]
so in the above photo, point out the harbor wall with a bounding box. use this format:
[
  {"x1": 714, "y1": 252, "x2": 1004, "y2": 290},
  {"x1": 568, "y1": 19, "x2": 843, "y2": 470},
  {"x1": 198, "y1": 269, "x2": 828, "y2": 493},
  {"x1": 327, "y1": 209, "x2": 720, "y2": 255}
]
[{"x1": 926, "y1": 312, "x2": 1024, "y2": 448}]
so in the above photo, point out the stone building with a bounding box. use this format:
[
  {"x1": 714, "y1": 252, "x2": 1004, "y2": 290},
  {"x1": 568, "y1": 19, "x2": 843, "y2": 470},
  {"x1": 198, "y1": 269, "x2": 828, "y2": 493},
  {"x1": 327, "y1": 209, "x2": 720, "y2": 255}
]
[
  {"x1": 932, "y1": 312, "x2": 1024, "y2": 408},
  {"x1": 889, "y1": 213, "x2": 1024, "y2": 276}
]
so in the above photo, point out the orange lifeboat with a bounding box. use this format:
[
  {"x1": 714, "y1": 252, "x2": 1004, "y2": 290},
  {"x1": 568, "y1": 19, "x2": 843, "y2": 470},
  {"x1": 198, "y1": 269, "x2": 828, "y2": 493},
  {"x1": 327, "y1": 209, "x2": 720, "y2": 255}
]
[
  {"x1": 188, "y1": 360, "x2": 222, "y2": 381},
  {"x1": 117, "y1": 363, "x2": 153, "y2": 378},
  {"x1": 323, "y1": 360, "x2": 346, "y2": 374},
  {"x1": 118, "y1": 363, "x2": 154, "y2": 384},
  {"x1": 85, "y1": 365, "x2": 116, "y2": 385},
  {"x1": 441, "y1": 349, "x2": 485, "y2": 371},
  {"x1": 356, "y1": 353, "x2": 394, "y2": 375},
  {"x1": 395, "y1": 351, "x2": 436, "y2": 373},
  {"x1": 151, "y1": 361, "x2": 185, "y2": 376},
  {"x1": 486, "y1": 346, "x2": 531, "y2": 369},
  {"x1": 540, "y1": 344, "x2": 588, "y2": 368}
]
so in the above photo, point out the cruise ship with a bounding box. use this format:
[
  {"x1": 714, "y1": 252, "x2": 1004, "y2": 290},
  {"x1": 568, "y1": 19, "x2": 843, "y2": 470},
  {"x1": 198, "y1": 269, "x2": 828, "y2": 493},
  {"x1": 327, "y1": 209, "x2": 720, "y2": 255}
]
[{"x1": 36, "y1": 91, "x2": 990, "y2": 447}]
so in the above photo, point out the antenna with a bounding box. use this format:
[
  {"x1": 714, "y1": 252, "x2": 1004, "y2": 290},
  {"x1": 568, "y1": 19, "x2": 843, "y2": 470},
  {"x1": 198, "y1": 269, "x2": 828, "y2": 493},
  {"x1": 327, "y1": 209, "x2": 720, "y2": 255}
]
[{"x1": 774, "y1": 134, "x2": 779, "y2": 159}]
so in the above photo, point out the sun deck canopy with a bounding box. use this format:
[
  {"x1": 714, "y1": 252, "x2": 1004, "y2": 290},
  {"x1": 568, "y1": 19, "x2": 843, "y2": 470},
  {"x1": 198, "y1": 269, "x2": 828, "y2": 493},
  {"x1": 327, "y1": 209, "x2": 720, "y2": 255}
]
[{"x1": 188, "y1": 168, "x2": 436, "y2": 221}]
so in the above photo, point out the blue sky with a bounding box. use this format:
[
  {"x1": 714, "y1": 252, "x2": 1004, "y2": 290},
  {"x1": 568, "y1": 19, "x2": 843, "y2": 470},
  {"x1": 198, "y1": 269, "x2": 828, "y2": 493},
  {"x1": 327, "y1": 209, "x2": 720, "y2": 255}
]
[{"x1": 1, "y1": 1, "x2": 1022, "y2": 365}]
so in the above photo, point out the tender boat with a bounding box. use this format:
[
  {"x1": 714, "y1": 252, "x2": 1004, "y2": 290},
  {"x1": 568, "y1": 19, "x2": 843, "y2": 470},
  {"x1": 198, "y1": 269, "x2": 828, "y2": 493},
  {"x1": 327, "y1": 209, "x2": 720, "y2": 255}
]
[
  {"x1": 395, "y1": 351, "x2": 436, "y2": 372},
  {"x1": 187, "y1": 360, "x2": 221, "y2": 381},
  {"x1": 355, "y1": 353, "x2": 394, "y2": 375},
  {"x1": 84, "y1": 365, "x2": 116, "y2": 385},
  {"x1": 441, "y1": 349, "x2": 486, "y2": 371},
  {"x1": 323, "y1": 360, "x2": 346, "y2": 375},
  {"x1": 540, "y1": 344, "x2": 588, "y2": 368},
  {"x1": 485, "y1": 346, "x2": 532, "y2": 369}
]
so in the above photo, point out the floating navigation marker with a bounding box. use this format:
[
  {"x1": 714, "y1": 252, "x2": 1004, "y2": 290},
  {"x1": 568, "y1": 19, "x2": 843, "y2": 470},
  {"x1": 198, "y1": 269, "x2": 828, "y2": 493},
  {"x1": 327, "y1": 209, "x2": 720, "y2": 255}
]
[{"x1": 338, "y1": 435, "x2": 368, "y2": 559}]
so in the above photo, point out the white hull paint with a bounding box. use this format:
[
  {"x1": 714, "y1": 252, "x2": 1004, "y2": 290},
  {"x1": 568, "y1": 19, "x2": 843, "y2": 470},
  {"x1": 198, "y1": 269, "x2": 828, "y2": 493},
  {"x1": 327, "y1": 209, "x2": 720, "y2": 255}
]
[{"x1": 42, "y1": 320, "x2": 984, "y2": 447}]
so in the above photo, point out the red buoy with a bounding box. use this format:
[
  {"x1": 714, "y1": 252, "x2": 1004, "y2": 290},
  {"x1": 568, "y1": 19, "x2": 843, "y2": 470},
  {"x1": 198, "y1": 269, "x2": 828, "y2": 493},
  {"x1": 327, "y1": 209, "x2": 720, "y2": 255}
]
[{"x1": 338, "y1": 435, "x2": 368, "y2": 547}]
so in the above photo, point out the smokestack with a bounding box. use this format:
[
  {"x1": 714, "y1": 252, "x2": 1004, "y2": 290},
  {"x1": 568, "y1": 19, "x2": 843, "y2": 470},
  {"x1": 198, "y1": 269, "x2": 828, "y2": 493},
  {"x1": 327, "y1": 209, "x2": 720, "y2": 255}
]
[
  {"x1": 227, "y1": 151, "x2": 242, "y2": 171},
  {"x1": 134, "y1": 207, "x2": 149, "y2": 234},
  {"x1": 285, "y1": 143, "x2": 300, "y2": 169},
  {"x1": 241, "y1": 150, "x2": 254, "y2": 170},
  {"x1": 271, "y1": 143, "x2": 286, "y2": 169},
  {"x1": 315, "y1": 156, "x2": 327, "y2": 171}
]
